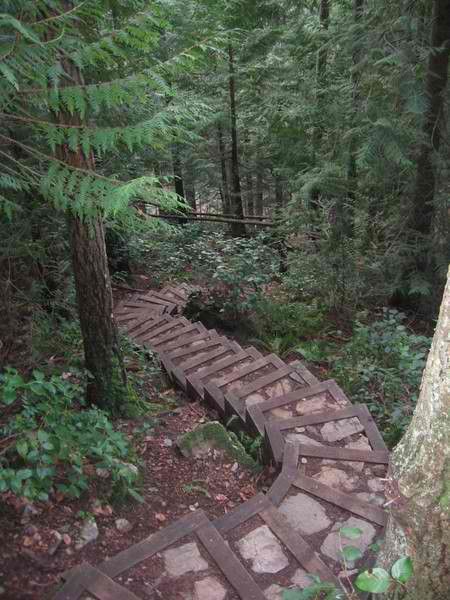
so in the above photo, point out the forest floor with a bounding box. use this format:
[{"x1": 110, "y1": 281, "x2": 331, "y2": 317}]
[{"x1": 0, "y1": 284, "x2": 275, "y2": 600}]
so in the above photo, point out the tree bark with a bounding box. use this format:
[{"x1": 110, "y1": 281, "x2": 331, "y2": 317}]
[
  {"x1": 217, "y1": 122, "x2": 231, "y2": 214},
  {"x1": 380, "y1": 265, "x2": 450, "y2": 599},
  {"x1": 347, "y1": 0, "x2": 364, "y2": 207},
  {"x1": 55, "y1": 8, "x2": 122, "y2": 411},
  {"x1": 412, "y1": 0, "x2": 450, "y2": 237},
  {"x1": 313, "y1": 0, "x2": 330, "y2": 154},
  {"x1": 228, "y1": 44, "x2": 246, "y2": 236},
  {"x1": 256, "y1": 156, "x2": 264, "y2": 216}
]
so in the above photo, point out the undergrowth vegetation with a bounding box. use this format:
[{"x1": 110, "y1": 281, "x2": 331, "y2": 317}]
[{"x1": 144, "y1": 227, "x2": 431, "y2": 447}]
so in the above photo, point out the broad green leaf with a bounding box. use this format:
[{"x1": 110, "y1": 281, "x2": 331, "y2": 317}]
[
  {"x1": 341, "y1": 546, "x2": 363, "y2": 562},
  {"x1": 391, "y1": 557, "x2": 413, "y2": 583},
  {"x1": 340, "y1": 526, "x2": 363, "y2": 540},
  {"x1": 355, "y1": 568, "x2": 391, "y2": 593}
]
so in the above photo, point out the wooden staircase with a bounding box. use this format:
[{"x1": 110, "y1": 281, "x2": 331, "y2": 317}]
[{"x1": 55, "y1": 284, "x2": 390, "y2": 600}]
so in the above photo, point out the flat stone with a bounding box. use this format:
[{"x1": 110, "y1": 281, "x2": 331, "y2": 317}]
[
  {"x1": 264, "y1": 584, "x2": 285, "y2": 600},
  {"x1": 264, "y1": 379, "x2": 295, "y2": 398},
  {"x1": 163, "y1": 542, "x2": 208, "y2": 577},
  {"x1": 345, "y1": 436, "x2": 372, "y2": 472},
  {"x1": 285, "y1": 433, "x2": 323, "y2": 447},
  {"x1": 355, "y1": 492, "x2": 385, "y2": 507},
  {"x1": 279, "y1": 493, "x2": 331, "y2": 535},
  {"x1": 313, "y1": 467, "x2": 359, "y2": 492},
  {"x1": 77, "y1": 519, "x2": 98, "y2": 548},
  {"x1": 296, "y1": 393, "x2": 346, "y2": 416},
  {"x1": 320, "y1": 418, "x2": 364, "y2": 442},
  {"x1": 237, "y1": 525, "x2": 289, "y2": 573},
  {"x1": 270, "y1": 407, "x2": 293, "y2": 420},
  {"x1": 245, "y1": 393, "x2": 266, "y2": 407},
  {"x1": 320, "y1": 517, "x2": 376, "y2": 564},
  {"x1": 368, "y1": 478, "x2": 385, "y2": 493},
  {"x1": 291, "y1": 567, "x2": 314, "y2": 588},
  {"x1": 115, "y1": 518, "x2": 133, "y2": 533},
  {"x1": 194, "y1": 576, "x2": 227, "y2": 600}
]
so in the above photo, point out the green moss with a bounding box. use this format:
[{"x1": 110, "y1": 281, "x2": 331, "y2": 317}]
[{"x1": 177, "y1": 421, "x2": 260, "y2": 472}]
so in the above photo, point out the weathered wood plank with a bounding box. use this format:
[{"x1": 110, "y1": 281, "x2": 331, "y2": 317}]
[
  {"x1": 260, "y1": 505, "x2": 340, "y2": 587},
  {"x1": 293, "y1": 473, "x2": 387, "y2": 526},
  {"x1": 296, "y1": 444, "x2": 389, "y2": 464},
  {"x1": 196, "y1": 522, "x2": 267, "y2": 600},
  {"x1": 99, "y1": 510, "x2": 209, "y2": 578},
  {"x1": 214, "y1": 493, "x2": 271, "y2": 534}
]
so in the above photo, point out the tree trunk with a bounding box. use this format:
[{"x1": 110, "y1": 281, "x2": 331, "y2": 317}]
[
  {"x1": 380, "y1": 265, "x2": 450, "y2": 599},
  {"x1": 347, "y1": 0, "x2": 364, "y2": 207},
  {"x1": 246, "y1": 173, "x2": 254, "y2": 216},
  {"x1": 172, "y1": 144, "x2": 185, "y2": 200},
  {"x1": 217, "y1": 122, "x2": 231, "y2": 214},
  {"x1": 68, "y1": 214, "x2": 119, "y2": 411},
  {"x1": 313, "y1": 0, "x2": 330, "y2": 154},
  {"x1": 274, "y1": 175, "x2": 284, "y2": 209},
  {"x1": 56, "y1": 36, "x2": 121, "y2": 411},
  {"x1": 256, "y1": 156, "x2": 264, "y2": 216},
  {"x1": 228, "y1": 44, "x2": 246, "y2": 236},
  {"x1": 412, "y1": 0, "x2": 450, "y2": 237}
]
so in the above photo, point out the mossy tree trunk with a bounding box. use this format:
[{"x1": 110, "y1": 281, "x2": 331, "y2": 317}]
[
  {"x1": 56, "y1": 10, "x2": 123, "y2": 411},
  {"x1": 380, "y1": 266, "x2": 450, "y2": 599}
]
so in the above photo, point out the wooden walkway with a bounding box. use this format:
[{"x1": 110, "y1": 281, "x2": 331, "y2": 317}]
[{"x1": 55, "y1": 284, "x2": 389, "y2": 599}]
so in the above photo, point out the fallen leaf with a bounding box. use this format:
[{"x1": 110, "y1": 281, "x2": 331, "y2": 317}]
[
  {"x1": 155, "y1": 513, "x2": 166, "y2": 522},
  {"x1": 215, "y1": 494, "x2": 228, "y2": 503}
]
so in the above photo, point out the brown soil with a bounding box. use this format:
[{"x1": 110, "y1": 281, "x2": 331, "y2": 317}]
[{"x1": 0, "y1": 397, "x2": 272, "y2": 600}]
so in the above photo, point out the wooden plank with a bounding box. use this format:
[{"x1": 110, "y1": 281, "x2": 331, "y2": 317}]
[
  {"x1": 203, "y1": 382, "x2": 226, "y2": 416},
  {"x1": 266, "y1": 473, "x2": 292, "y2": 507},
  {"x1": 275, "y1": 406, "x2": 361, "y2": 431},
  {"x1": 253, "y1": 380, "x2": 339, "y2": 414},
  {"x1": 88, "y1": 565, "x2": 141, "y2": 600},
  {"x1": 129, "y1": 315, "x2": 172, "y2": 339},
  {"x1": 281, "y1": 440, "x2": 300, "y2": 478},
  {"x1": 154, "y1": 323, "x2": 207, "y2": 350},
  {"x1": 245, "y1": 405, "x2": 266, "y2": 436},
  {"x1": 171, "y1": 366, "x2": 187, "y2": 391},
  {"x1": 142, "y1": 323, "x2": 198, "y2": 346},
  {"x1": 289, "y1": 360, "x2": 320, "y2": 386},
  {"x1": 293, "y1": 473, "x2": 387, "y2": 527},
  {"x1": 127, "y1": 312, "x2": 168, "y2": 333},
  {"x1": 53, "y1": 566, "x2": 86, "y2": 600},
  {"x1": 265, "y1": 422, "x2": 285, "y2": 466},
  {"x1": 158, "y1": 330, "x2": 216, "y2": 353},
  {"x1": 260, "y1": 506, "x2": 340, "y2": 588},
  {"x1": 296, "y1": 444, "x2": 389, "y2": 464},
  {"x1": 234, "y1": 365, "x2": 294, "y2": 399},
  {"x1": 356, "y1": 405, "x2": 388, "y2": 451},
  {"x1": 186, "y1": 349, "x2": 257, "y2": 399},
  {"x1": 99, "y1": 510, "x2": 209, "y2": 578},
  {"x1": 215, "y1": 354, "x2": 277, "y2": 388},
  {"x1": 179, "y1": 344, "x2": 233, "y2": 373},
  {"x1": 166, "y1": 336, "x2": 229, "y2": 361},
  {"x1": 214, "y1": 493, "x2": 271, "y2": 534},
  {"x1": 196, "y1": 522, "x2": 267, "y2": 600},
  {"x1": 138, "y1": 317, "x2": 189, "y2": 341}
]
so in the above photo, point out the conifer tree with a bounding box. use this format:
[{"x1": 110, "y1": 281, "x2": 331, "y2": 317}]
[{"x1": 0, "y1": 1, "x2": 201, "y2": 409}]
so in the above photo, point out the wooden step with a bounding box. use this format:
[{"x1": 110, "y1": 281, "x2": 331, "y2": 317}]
[
  {"x1": 129, "y1": 314, "x2": 174, "y2": 341},
  {"x1": 246, "y1": 379, "x2": 352, "y2": 436},
  {"x1": 265, "y1": 403, "x2": 388, "y2": 468},
  {"x1": 58, "y1": 510, "x2": 267, "y2": 600},
  {"x1": 168, "y1": 339, "x2": 243, "y2": 393},
  {"x1": 224, "y1": 364, "x2": 299, "y2": 424},
  {"x1": 187, "y1": 347, "x2": 262, "y2": 406},
  {"x1": 137, "y1": 317, "x2": 190, "y2": 342},
  {"x1": 157, "y1": 329, "x2": 219, "y2": 354},
  {"x1": 148, "y1": 322, "x2": 208, "y2": 351}
]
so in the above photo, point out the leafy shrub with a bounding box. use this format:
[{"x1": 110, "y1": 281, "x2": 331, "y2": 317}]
[
  {"x1": 130, "y1": 224, "x2": 279, "y2": 291},
  {"x1": 252, "y1": 297, "x2": 326, "y2": 339},
  {"x1": 331, "y1": 309, "x2": 430, "y2": 445},
  {"x1": 0, "y1": 369, "x2": 140, "y2": 501}
]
